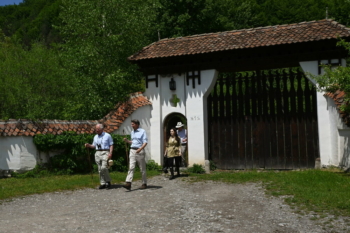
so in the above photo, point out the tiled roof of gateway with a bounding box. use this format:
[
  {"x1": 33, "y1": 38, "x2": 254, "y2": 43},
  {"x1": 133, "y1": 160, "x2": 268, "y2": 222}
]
[
  {"x1": 325, "y1": 90, "x2": 350, "y2": 127},
  {"x1": 0, "y1": 92, "x2": 152, "y2": 136},
  {"x1": 129, "y1": 19, "x2": 350, "y2": 61}
]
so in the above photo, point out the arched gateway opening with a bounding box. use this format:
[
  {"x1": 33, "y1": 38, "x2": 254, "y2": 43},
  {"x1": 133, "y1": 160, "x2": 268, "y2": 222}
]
[{"x1": 163, "y1": 113, "x2": 187, "y2": 167}]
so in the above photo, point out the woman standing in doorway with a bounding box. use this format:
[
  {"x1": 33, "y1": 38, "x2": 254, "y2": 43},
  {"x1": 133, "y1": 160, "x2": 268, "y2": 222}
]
[{"x1": 163, "y1": 128, "x2": 182, "y2": 180}]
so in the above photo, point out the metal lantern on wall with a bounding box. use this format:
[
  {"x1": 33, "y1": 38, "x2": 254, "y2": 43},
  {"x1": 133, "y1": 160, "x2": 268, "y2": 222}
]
[{"x1": 169, "y1": 78, "x2": 176, "y2": 90}]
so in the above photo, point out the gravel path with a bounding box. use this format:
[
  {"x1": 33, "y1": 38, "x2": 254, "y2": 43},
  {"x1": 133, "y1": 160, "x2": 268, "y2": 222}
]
[{"x1": 0, "y1": 175, "x2": 349, "y2": 233}]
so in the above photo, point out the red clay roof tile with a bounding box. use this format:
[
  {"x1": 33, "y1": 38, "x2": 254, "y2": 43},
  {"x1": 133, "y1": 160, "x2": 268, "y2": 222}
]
[
  {"x1": 0, "y1": 92, "x2": 151, "y2": 136},
  {"x1": 129, "y1": 19, "x2": 350, "y2": 61},
  {"x1": 325, "y1": 91, "x2": 350, "y2": 127}
]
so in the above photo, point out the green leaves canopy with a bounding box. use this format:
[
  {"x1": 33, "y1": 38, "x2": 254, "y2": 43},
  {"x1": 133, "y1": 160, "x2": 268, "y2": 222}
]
[
  {"x1": 57, "y1": 0, "x2": 154, "y2": 119},
  {"x1": 0, "y1": 33, "x2": 73, "y2": 119}
]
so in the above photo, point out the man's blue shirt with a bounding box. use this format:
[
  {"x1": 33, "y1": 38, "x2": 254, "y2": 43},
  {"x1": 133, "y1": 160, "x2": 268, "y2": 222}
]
[
  {"x1": 131, "y1": 128, "x2": 148, "y2": 148},
  {"x1": 93, "y1": 132, "x2": 113, "y2": 149}
]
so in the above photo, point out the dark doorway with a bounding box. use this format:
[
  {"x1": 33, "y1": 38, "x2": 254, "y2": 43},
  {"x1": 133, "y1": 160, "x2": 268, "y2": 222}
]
[{"x1": 163, "y1": 113, "x2": 187, "y2": 167}]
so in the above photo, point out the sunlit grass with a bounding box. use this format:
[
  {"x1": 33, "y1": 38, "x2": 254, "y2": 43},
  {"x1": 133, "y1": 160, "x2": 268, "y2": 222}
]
[
  {"x1": 3, "y1": 168, "x2": 350, "y2": 219},
  {"x1": 188, "y1": 168, "x2": 350, "y2": 217},
  {"x1": 0, "y1": 170, "x2": 161, "y2": 202}
]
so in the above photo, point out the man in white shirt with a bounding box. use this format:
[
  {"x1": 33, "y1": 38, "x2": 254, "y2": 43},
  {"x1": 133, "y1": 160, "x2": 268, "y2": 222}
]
[{"x1": 176, "y1": 122, "x2": 187, "y2": 167}]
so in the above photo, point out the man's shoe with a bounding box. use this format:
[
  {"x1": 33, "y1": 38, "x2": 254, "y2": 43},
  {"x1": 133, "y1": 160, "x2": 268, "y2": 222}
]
[
  {"x1": 98, "y1": 184, "x2": 106, "y2": 189},
  {"x1": 169, "y1": 176, "x2": 175, "y2": 180},
  {"x1": 139, "y1": 184, "x2": 147, "y2": 189},
  {"x1": 106, "y1": 182, "x2": 111, "y2": 189},
  {"x1": 123, "y1": 182, "x2": 131, "y2": 190}
]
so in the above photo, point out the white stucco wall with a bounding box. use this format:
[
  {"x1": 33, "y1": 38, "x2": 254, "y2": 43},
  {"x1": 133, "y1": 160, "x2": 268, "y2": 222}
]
[
  {"x1": 112, "y1": 105, "x2": 152, "y2": 160},
  {"x1": 326, "y1": 96, "x2": 350, "y2": 168},
  {"x1": 143, "y1": 70, "x2": 218, "y2": 167},
  {"x1": 0, "y1": 136, "x2": 37, "y2": 171},
  {"x1": 300, "y1": 59, "x2": 349, "y2": 167}
]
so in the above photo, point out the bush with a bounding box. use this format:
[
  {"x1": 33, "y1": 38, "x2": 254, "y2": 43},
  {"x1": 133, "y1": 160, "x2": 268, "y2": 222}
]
[
  {"x1": 110, "y1": 157, "x2": 128, "y2": 172},
  {"x1": 187, "y1": 163, "x2": 205, "y2": 174},
  {"x1": 146, "y1": 159, "x2": 161, "y2": 171},
  {"x1": 33, "y1": 132, "x2": 129, "y2": 174},
  {"x1": 210, "y1": 160, "x2": 217, "y2": 171},
  {"x1": 11, "y1": 164, "x2": 52, "y2": 178}
]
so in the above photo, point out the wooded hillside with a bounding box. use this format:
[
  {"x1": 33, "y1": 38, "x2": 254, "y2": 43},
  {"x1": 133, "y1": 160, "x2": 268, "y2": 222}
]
[{"x1": 1, "y1": 0, "x2": 349, "y2": 120}]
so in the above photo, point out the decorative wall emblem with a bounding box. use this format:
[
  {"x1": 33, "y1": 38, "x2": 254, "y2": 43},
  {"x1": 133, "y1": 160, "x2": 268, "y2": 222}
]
[{"x1": 170, "y1": 94, "x2": 180, "y2": 107}]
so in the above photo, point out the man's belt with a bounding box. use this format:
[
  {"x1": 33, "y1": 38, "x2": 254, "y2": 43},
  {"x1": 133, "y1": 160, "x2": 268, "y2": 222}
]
[
  {"x1": 130, "y1": 147, "x2": 139, "y2": 150},
  {"x1": 181, "y1": 144, "x2": 187, "y2": 145},
  {"x1": 96, "y1": 149, "x2": 109, "y2": 151}
]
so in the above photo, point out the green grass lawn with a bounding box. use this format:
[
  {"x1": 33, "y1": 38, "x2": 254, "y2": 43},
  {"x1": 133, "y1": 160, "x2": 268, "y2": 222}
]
[
  {"x1": 2, "y1": 168, "x2": 350, "y2": 219},
  {"x1": 188, "y1": 168, "x2": 350, "y2": 217},
  {"x1": 0, "y1": 170, "x2": 161, "y2": 201}
]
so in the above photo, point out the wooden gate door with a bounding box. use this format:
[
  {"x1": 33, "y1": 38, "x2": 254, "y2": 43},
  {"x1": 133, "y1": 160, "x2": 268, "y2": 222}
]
[{"x1": 207, "y1": 68, "x2": 319, "y2": 169}]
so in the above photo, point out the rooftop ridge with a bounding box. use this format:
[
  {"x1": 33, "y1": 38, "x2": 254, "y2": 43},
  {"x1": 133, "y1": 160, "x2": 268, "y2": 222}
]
[{"x1": 128, "y1": 19, "x2": 350, "y2": 61}]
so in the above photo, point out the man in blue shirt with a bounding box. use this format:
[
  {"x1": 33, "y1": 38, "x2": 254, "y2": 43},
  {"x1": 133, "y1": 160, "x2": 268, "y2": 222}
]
[
  {"x1": 85, "y1": 124, "x2": 114, "y2": 189},
  {"x1": 123, "y1": 119, "x2": 148, "y2": 190}
]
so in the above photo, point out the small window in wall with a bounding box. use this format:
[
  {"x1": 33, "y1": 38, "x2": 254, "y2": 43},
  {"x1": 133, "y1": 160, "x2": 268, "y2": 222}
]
[{"x1": 318, "y1": 59, "x2": 342, "y2": 75}]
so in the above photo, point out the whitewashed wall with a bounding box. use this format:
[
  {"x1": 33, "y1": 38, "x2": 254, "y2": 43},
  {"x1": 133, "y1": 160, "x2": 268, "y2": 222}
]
[
  {"x1": 0, "y1": 136, "x2": 37, "y2": 172},
  {"x1": 143, "y1": 70, "x2": 218, "y2": 168},
  {"x1": 112, "y1": 105, "x2": 152, "y2": 160},
  {"x1": 327, "y1": 96, "x2": 350, "y2": 168},
  {"x1": 300, "y1": 59, "x2": 350, "y2": 168},
  {"x1": 0, "y1": 136, "x2": 66, "y2": 175}
]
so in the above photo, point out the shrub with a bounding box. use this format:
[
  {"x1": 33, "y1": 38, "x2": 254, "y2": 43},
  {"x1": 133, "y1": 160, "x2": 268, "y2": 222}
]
[
  {"x1": 11, "y1": 164, "x2": 51, "y2": 178},
  {"x1": 210, "y1": 160, "x2": 217, "y2": 171},
  {"x1": 33, "y1": 131, "x2": 129, "y2": 174},
  {"x1": 110, "y1": 157, "x2": 128, "y2": 172},
  {"x1": 146, "y1": 159, "x2": 161, "y2": 171},
  {"x1": 187, "y1": 163, "x2": 205, "y2": 174}
]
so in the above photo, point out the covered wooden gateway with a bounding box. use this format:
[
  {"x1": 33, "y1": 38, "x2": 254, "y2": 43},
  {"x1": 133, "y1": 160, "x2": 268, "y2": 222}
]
[
  {"x1": 208, "y1": 69, "x2": 318, "y2": 169},
  {"x1": 128, "y1": 19, "x2": 350, "y2": 170}
]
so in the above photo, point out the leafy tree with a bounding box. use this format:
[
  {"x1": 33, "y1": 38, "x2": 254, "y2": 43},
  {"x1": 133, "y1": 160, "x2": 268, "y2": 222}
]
[
  {"x1": 57, "y1": 0, "x2": 154, "y2": 119},
  {"x1": 0, "y1": 32, "x2": 74, "y2": 119},
  {"x1": 155, "y1": 0, "x2": 260, "y2": 39},
  {"x1": 0, "y1": 0, "x2": 62, "y2": 48}
]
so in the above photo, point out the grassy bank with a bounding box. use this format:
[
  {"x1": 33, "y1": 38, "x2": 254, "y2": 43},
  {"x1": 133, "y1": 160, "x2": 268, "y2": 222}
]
[
  {"x1": 0, "y1": 170, "x2": 161, "y2": 201},
  {"x1": 189, "y1": 168, "x2": 350, "y2": 218},
  {"x1": 2, "y1": 168, "x2": 350, "y2": 220}
]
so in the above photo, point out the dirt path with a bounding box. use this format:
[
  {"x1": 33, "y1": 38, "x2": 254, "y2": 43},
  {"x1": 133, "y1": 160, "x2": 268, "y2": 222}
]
[{"x1": 0, "y1": 175, "x2": 349, "y2": 233}]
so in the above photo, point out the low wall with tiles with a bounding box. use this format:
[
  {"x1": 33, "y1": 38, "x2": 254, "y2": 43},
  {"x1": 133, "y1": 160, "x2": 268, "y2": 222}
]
[
  {"x1": 326, "y1": 96, "x2": 350, "y2": 169},
  {"x1": 0, "y1": 136, "x2": 37, "y2": 176}
]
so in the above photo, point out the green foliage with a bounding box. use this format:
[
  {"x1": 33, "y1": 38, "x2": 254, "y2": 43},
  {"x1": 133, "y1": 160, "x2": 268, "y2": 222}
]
[
  {"x1": 11, "y1": 164, "x2": 51, "y2": 178},
  {"x1": 56, "y1": 0, "x2": 153, "y2": 119},
  {"x1": 110, "y1": 157, "x2": 128, "y2": 172},
  {"x1": 209, "y1": 160, "x2": 217, "y2": 171},
  {"x1": 146, "y1": 159, "x2": 162, "y2": 171},
  {"x1": 0, "y1": 0, "x2": 62, "y2": 47},
  {"x1": 155, "y1": 0, "x2": 260, "y2": 39},
  {"x1": 187, "y1": 163, "x2": 205, "y2": 174},
  {"x1": 1, "y1": 0, "x2": 350, "y2": 120},
  {"x1": 33, "y1": 132, "x2": 129, "y2": 174},
  {"x1": 313, "y1": 39, "x2": 350, "y2": 115},
  {"x1": 0, "y1": 34, "x2": 74, "y2": 120}
]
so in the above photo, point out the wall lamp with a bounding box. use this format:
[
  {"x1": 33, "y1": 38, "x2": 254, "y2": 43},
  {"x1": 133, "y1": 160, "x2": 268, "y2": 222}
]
[{"x1": 169, "y1": 78, "x2": 176, "y2": 90}]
